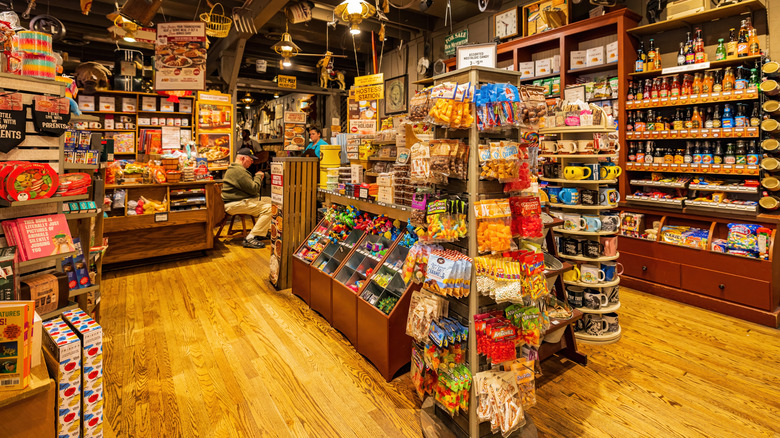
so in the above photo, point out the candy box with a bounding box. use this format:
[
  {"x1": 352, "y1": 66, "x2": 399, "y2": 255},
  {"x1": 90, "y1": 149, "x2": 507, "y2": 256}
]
[
  {"x1": 570, "y1": 51, "x2": 587, "y2": 70},
  {"x1": 42, "y1": 317, "x2": 81, "y2": 438},
  {"x1": 586, "y1": 47, "x2": 605, "y2": 67},
  {"x1": 0, "y1": 301, "x2": 33, "y2": 391},
  {"x1": 62, "y1": 308, "x2": 103, "y2": 438},
  {"x1": 518, "y1": 62, "x2": 535, "y2": 79}
]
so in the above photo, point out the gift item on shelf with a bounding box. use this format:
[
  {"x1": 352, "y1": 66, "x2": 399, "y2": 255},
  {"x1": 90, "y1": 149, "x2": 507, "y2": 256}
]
[
  {"x1": 2, "y1": 214, "x2": 74, "y2": 262},
  {"x1": 0, "y1": 300, "x2": 34, "y2": 391},
  {"x1": 0, "y1": 162, "x2": 60, "y2": 202},
  {"x1": 42, "y1": 317, "x2": 82, "y2": 436},
  {"x1": 475, "y1": 199, "x2": 512, "y2": 253},
  {"x1": 427, "y1": 82, "x2": 475, "y2": 129},
  {"x1": 660, "y1": 225, "x2": 709, "y2": 249},
  {"x1": 475, "y1": 251, "x2": 547, "y2": 302},
  {"x1": 425, "y1": 197, "x2": 468, "y2": 242},
  {"x1": 711, "y1": 223, "x2": 772, "y2": 260},
  {"x1": 474, "y1": 83, "x2": 546, "y2": 131}
]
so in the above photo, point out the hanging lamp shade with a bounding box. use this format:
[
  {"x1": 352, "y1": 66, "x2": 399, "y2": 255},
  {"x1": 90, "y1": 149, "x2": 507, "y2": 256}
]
[
  {"x1": 334, "y1": 0, "x2": 376, "y2": 35},
  {"x1": 272, "y1": 22, "x2": 301, "y2": 59}
]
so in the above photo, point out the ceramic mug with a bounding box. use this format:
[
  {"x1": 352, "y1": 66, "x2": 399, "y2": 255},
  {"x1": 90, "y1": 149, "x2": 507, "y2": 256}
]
[
  {"x1": 563, "y1": 166, "x2": 592, "y2": 180},
  {"x1": 604, "y1": 285, "x2": 620, "y2": 303},
  {"x1": 580, "y1": 263, "x2": 606, "y2": 284},
  {"x1": 559, "y1": 188, "x2": 580, "y2": 205},
  {"x1": 560, "y1": 237, "x2": 582, "y2": 256},
  {"x1": 562, "y1": 213, "x2": 584, "y2": 231},
  {"x1": 567, "y1": 285, "x2": 584, "y2": 307},
  {"x1": 599, "y1": 188, "x2": 621, "y2": 206},
  {"x1": 541, "y1": 140, "x2": 557, "y2": 153},
  {"x1": 583, "y1": 314, "x2": 608, "y2": 335},
  {"x1": 603, "y1": 236, "x2": 618, "y2": 256},
  {"x1": 583, "y1": 163, "x2": 600, "y2": 181},
  {"x1": 547, "y1": 186, "x2": 562, "y2": 203},
  {"x1": 557, "y1": 141, "x2": 578, "y2": 154},
  {"x1": 582, "y1": 215, "x2": 602, "y2": 232},
  {"x1": 603, "y1": 312, "x2": 620, "y2": 333},
  {"x1": 577, "y1": 139, "x2": 596, "y2": 153},
  {"x1": 601, "y1": 261, "x2": 624, "y2": 282},
  {"x1": 563, "y1": 266, "x2": 581, "y2": 283},
  {"x1": 583, "y1": 240, "x2": 603, "y2": 258},
  {"x1": 543, "y1": 163, "x2": 560, "y2": 179},
  {"x1": 600, "y1": 213, "x2": 620, "y2": 232},
  {"x1": 580, "y1": 189, "x2": 599, "y2": 206},
  {"x1": 600, "y1": 165, "x2": 623, "y2": 180},
  {"x1": 584, "y1": 291, "x2": 609, "y2": 309}
]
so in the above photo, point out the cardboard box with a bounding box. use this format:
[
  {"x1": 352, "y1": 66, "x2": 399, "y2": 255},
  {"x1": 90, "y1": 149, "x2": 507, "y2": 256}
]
[
  {"x1": 350, "y1": 164, "x2": 364, "y2": 184},
  {"x1": 62, "y1": 309, "x2": 103, "y2": 438},
  {"x1": 606, "y1": 41, "x2": 618, "y2": 64},
  {"x1": 535, "y1": 58, "x2": 552, "y2": 76},
  {"x1": 586, "y1": 46, "x2": 605, "y2": 67},
  {"x1": 552, "y1": 55, "x2": 561, "y2": 73},
  {"x1": 570, "y1": 51, "x2": 587, "y2": 70},
  {"x1": 376, "y1": 173, "x2": 393, "y2": 187},
  {"x1": 377, "y1": 186, "x2": 394, "y2": 204},
  {"x1": 518, "y1": 62, "x2": 535, "y2": 79},
  {"x1": 42, "y1": 317, "x2": 81, "y2": 438}
]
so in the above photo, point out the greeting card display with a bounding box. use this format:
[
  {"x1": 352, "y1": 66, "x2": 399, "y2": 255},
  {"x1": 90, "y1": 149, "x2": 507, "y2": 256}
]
[{"x1": 0, "y1": 93, "x2": 26, "y2": 153}]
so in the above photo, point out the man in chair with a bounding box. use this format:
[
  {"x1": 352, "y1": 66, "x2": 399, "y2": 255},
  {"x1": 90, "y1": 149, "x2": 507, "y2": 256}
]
[{"x1": 222, "y1": 148, "x2": 272, "y2": 249}]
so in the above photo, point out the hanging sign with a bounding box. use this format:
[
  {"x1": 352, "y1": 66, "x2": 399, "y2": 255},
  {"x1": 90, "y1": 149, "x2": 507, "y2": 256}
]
[
  {"x1": 354, "y1": 84, "x2": 384, "y2": 101},
  {"x1": 154, "y1": 22, "x2": 207, "y2": 91},
  {"x1": 0, "y1": 93, "x2": 26, "y2": 153},
  {"x1": 456, "y1": 42, "x2": 497, "y2": 69},
  {"x1": 278, "y1": 75, "x2": 297, "y2": 89},
  {"x1": 31, "y1": 96, "x2": 70, "y2": 137},
  {"x1": 354, "y1": 73, "x2": 383, "y2": 86},
  {"x1": 444, "y1": 29, "x2": 469, "y2": 56}
]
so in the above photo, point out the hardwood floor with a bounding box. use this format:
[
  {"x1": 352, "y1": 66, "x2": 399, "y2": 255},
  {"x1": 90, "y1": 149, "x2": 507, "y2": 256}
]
[{"x1": 100, "y1": 241, "x2": 780, "y2": 438}]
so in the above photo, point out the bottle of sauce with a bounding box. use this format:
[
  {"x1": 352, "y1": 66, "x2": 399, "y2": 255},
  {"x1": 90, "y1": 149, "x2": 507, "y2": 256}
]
[
  {"x1": 628, "y1": 142, "x2": 637, "y2": 162},
  {"x1": 691, "y1": 106, "x2": 702, "y2": 128},
  {"x1": 727, "y1": 28, "x2": 737, "y2": 59},
  {"x1": 748, "y1": 17, "x2": 760, "y2": 56},
  {"x1": 722, "y1": 67, "x2": 735, "y2": 92},
  {"x1": 747, "y1": 140, "x2": 760, "y2": 165},
  {"x1": 644, "y1": 142, "x2": 654, "y2": 163},
  {"x1": 750, "y1": 104, "x2": 761, "y2": 127},
  {"x1": 702, "y1": 141, "x2": 713, "y2": 164},
  {"x1": 712, "y1": 70, "x2": 723, "y2": 93},
  {"x1": 627, "y1": 81, "x2": 634, "y2": 101},
  {"x1": 735, "y1": 140, "x2": 747, "y2": 164},
  {"x1": 713, "y1": 141, "x2": 724, "y2": 164},
  {"x1": 703, "y1": 71, "x2": 714, "y2": 93},
  {"x1": 677, "y1": 42, "x2": 686, "y2": 66},
  {"x1": 682, "y1": 74, "x2": 693, "y2": 96},
  {"x1": 656, "y1": 114, "x2": 666, "y2": 131},
  {"x1": 660, "y1": 76, "x2": 670, "y2": 98},
  {"x1": 737, "y1": 20, "x2": 749, "y2": 57},
  {"x1": 664, "y1": 147, "x2": 674, "y2": 163},
  {"x1": 636, "y1": 80, "x2": 644, "y2": 101},
  {"x1": 735, "y1": 67, "x2": 748, "y2": 90},
  {"x1": 694, "y1": 28, "x2": 706, "y2": 63},
  {"x1": 712, "y1": 105, "x2": 722, "y2": 129},
  {"x1": 684, "y1": 142, "x2": 694, "y2": 163},
  {"x1": 724, "y1": 142, "x2": 736, "y2": 164},
  {"x1": 735, "y1": 103, "x2": 747, "y2": 128},
  {"x1": 715, "y1": 39, "x2": 727, "y2": 61},
  {"x1": 684, "y1": 107, "x2": 694, "y2": 129},
  {"x1": 704, "y1": 107, "x2": 714, "y2": 129},
  {"x1": 651, "y1": 78, "x2": 660, "y2": 99},
  {"x1": 674, "y1": 147, "x2": 685, "y2": 164},
  {"x1": 692, "y1": 73, "x2": 702, "y2": 94},
  {"x1": 673, "y1": 109, "x2": 684, "y2": 130},
  {"x1": 643, "y1": 79, "x2": 652, "y2": 100},
  {"x1": 722, "y1": 104, "x2": 734, "y2": 128},
  {"x1": 648, "y1": 39, "x2": 657, "y2": 71},
  {"x1": 635, "y1": 110, "x2": 646, "y2": 131},
  {"x1": 749, "y1": 69, "x2": 759, "y2": 88},
  {"x1": 647, "y1": 109, "x2": 656, "y2": 131},
  {"x1": 693, "y1": 142, "x2": 703, "y2": 163},
  {"x1": 671, "y1": 75, "x2": 681, "y2": 97},
  {"x1": 654, "y1": 146, "x2": 665, "y2": 164},
  {"x1": 626, "y1": 111, "x2": 634, "y2": 131},
  {"x1": 636, "y1": 143, "x2": 645, "y2": 163},
  {"x1": 685, "y1": 32, "x2": 696, "y2": 64}
]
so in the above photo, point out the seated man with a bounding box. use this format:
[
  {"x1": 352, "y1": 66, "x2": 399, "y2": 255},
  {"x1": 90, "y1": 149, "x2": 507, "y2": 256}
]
[{"x1": 221, "y1": 148, "x2": 272, "y2": 249}]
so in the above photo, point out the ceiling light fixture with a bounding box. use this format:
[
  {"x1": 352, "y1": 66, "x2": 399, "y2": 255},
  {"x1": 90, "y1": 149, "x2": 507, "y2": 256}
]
[
  {"x1": 274, "y1": 93, "x2": 280, "y2": 98},
  {"x1": 334, "y1": 0, "x2": 376, "y2": 36},
  {"x1": 271, "y1": 21, "x2": 300, "y2": 67},
  {"x1": 241, "y1": 92, "x2": 255, "y2": 105}
]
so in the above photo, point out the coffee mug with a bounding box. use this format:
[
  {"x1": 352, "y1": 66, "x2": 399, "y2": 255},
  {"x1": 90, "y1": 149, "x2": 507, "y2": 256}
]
[
  {"x1": 541, "y1": 140, "x2": 557, "y2": 153},
  {"x1": 561, "y1": 237, "x2": 582, "y2": 256},
  {"x1": 601, "y1": 261, "x2": 624, "y2": 282},
  {"x1": 583, "y1": 240, "x2": 603, "y2": 258},
  {"x1": 89, "y1": 121, "x2": 102, "y2": 129},
  {"x1": 580, "y1": 189, "x2": 599, "y2": 206},
  {"x1": 584, "y1": 291, "x2": 609, "y2": 309},
  {"x1": 584, "y1": 314, "x2": 609, "y2": 335},
  {"x1": 604, "y1": 285, "x2": 620, "y2": 303},
  {"x1": 600, "y1": 165, "x2": 623, "y2": 180},
  {"x1": 580, "y1": 263, "x2": 606, "y2": 283},
  {"x1": 562, "y1": 213, "x2": 584, "y2": 231},
  {"x1": 567, "y1": 285, "x2": 584, "y2": 307},
  {"x1": 603, "y1": 236, "x2": 618, "y2": 256},
  {"x1": 599, "y1": 188, "x2": 620, "y2": 206},
  {"x1": 603, "y1": 312, "x2": 620, "y2": 333},
  {"x1": 564, "y1": 166, "x2": 592, "y2": 180},
  {"x1": 547, "y1": 186, "x2": 562, "y2": 203},
  {"x1": 543, "y1": 163, "x2": 560, "y2": 179},
  {"x1": 583, "y1": 163, "x2": 600, "y2": 181},
  {"x1": 600, "y1": 213, "x2": 620, "y2": 232},
  {"x1": 559, "y1": 188, "x2": 580, "y2": 205},
  {"x1": 563, "y1": 266, "x2": 581, "y2": 283},
  {"x1": 557, "y1": 141, "x2": 577, "y2": 154},
  {"x1": 582, "y1": 215, "x2": 602, "y2": 232},
  {"x1": 577, "y1": 139, "x2": 596, "y2": 153}
]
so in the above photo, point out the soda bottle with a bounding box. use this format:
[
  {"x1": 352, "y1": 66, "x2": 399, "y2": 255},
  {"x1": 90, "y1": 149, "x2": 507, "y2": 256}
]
[
  {"x1": 673, "y1": 109, "x2": 684, "y2": 130},
  {"x1": 712, "y1": 105, "x2": 722, "y2": 129},
  {"x1": 636, "y1": 41, "x2": 645, "y2": 72},
  {"x1": 635, "y1": 110, "x2": 646, "y2": 131},
  {"x1": 750, "y1": 104, "x2": 760, "y2": 127},
  {"x1": 747, "y1": 140, "x2": 760, "y2": 165},
  {"x1": 713, "y1": 141, "x2": 724, "y2": 164},
  {"x1": 648, "y1": 39, "x2": 657, "y2": 71},
  {"x1": 737, "y1": 20, "x2": 749, "y2": 57},
  {"x1": 660, "y1": 76, "x2": 670, "y2": 98},
  {"x1": 684, "y1": 141, "x2": 693, "y2": 163},
  {"x1": 671, "y1": 74, "x2": 681, "y2": 97},
  {"x1": 704, "y1": 107, "x2": 714, "y2": 129},
  {"x1": 735, "y1": 140, "x2": 747, "y2": 164},
  {"x1": 722, "y1": 67, "x2": 735, "y2": 92},
  {"x1": 627, "y1": 81, "x2": 634, "y2": 101},
  {"x1": 694, "y1": 28, "x2": 706, "y2": 63},
  {"x1": 693, "y1": 142, "x2": 703, "y2": 163},
  {"x1": 703, "y1": 71, "x2": 713, "y2": 94},
  {"x1": 724, "y1": 142, "x2": 736, "y2": 164},
  {"x1": 722, "y1": 104, "x2": 734, "y2": 128},
  {"x1": 735, "y1": 67, "x2": 748, "y2": 90},
  {"x1": 626, "y1": 111, "x2": 634, "y2": 131},
  {"x1": 734, "y1": 103, "x2": 747, "y2": 128},
  {"x1": 644, "y1": 142, "x2": 654, "y2": 163},
  {"x1": 685, "y1": 32, "x2": 696, "y2": 64},
  {"x1": 727, "y1": 28, "x2": 737, "y2": 59},
  {"x1": 692, "y1": 73, "x2": 702, "y2": 94},
  {"x1": 643, "y1": 79, "x2": 652, "y2": 100},
  {"x1": 747, "y1": 17, "x2": 760, "y2": 56},
  {"x1": 664, "y1": 147, "x2": 674, "y2": 163},
  {"x1": 674, "y1": 147, "x2": 685, "y2": 164},
  {"x1": 651, "y1": 78, "x2": 660, "y2": 99},
  {"x1": 715, "y1": 38, "x2": 727, "y2": 61},
  {"x1": 628, "y1": 142, "x2": 637, "y2": 162},
  {"x1": 712, "y1": 70, "x2": 723, "y2": 93},
  {"x1": 647, "y1": 109, "x2": 656, "y2": 131},
  {"x1": 684, "y1": 107, "x2": 693, "y2": 129},
  {"x1": 702, "y1": 141, "x2": 713, "y2": 164},
  {"x1": 636, "y1": 143, "x2": 646, "y2": 163}
]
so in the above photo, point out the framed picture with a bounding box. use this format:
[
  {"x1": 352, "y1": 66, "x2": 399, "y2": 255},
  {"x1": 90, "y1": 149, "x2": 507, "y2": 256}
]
[{"x1": 384, "y1": 75, "x2": 407, "y2": 115}]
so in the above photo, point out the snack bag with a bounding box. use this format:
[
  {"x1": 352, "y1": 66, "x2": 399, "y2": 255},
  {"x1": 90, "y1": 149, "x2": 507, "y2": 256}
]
[{"x1": 410, "y1": 141, "x2": 431, "y2": 185}]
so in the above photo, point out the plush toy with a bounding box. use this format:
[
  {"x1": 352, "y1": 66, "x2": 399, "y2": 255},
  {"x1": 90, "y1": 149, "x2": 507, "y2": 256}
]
[{"x1": 74, "y1": 61, "x2": 112, "y2": 94}]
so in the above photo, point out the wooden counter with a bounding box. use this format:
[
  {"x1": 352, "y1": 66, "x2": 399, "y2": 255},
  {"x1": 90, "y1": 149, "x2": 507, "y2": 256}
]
[
  {"x1": 103, "y1": 180, "x2": 216, "y2": 264},
  {"x1": 0, "y1": 364, "x2": 55, "y2": 437}
]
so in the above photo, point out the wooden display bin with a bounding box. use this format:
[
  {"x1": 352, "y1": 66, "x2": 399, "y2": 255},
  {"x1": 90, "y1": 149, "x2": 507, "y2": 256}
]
[
  {"x1": 309, "y1": 229, "x2": 365, "y2": 323},
  {"x1": 291, "y1": 218, "x2": 332, "y2": 305}
]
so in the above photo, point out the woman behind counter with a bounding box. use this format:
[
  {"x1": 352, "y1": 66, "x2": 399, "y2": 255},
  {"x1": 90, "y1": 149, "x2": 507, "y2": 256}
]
[{"x1": 303, "y1": 126, "x2": 327, "y2": 158}]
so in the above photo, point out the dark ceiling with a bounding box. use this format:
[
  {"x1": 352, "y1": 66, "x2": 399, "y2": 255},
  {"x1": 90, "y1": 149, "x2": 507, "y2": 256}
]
[{"x1": 1, "y1": 0, "x2": 476, "y2": 86}]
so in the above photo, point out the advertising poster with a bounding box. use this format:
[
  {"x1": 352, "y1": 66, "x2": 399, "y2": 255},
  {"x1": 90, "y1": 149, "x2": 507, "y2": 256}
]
[
  {"x1": 269, "y1": 162, "x2": 284, "y2": 287},
  {"x1": 155, "y1": 22, "x2": 207, "y2": 91},
  {"x1": 195, "y1": 91, "x2": 233, "y2": 169},
  {"x1": 348, "y1": 74, "x2": 381, "y2": 134}
]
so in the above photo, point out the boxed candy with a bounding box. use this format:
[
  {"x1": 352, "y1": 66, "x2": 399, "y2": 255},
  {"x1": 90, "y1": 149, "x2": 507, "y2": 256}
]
[
  {"x1": 42, "y1": 317, "x2": 81, "y2": 438},
  {"x1": 62, "y1": 308, "x2": 103, "y2": 438}
]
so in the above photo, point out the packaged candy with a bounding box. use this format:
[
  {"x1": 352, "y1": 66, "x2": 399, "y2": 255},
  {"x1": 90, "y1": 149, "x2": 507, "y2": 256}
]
[
  {"x1": 410, "y1": 141, "x2": 431, "y2": 185},
  {"x1": 475, "y1": 199, "x2": 513, "y2": 253},
  {"x1": 509, "y1": 196, "x2": 542, "y2": 238},
  {"x1": 409, "y1": 88, "x2": 432, "y2": 122}
]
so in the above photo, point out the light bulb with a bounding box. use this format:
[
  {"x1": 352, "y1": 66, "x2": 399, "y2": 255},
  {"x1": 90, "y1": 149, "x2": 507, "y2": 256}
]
[
  {"x1": 280, "y1": 45, "x2": 293, "y2": 53},
  {"x1": 350, "y1": 24, "x2": 361, "y2": 35},
  {"x1": 282, "y1": 59, "x2": 292, "y2": 67},
  {"x1": 346, "y1": 0, "x2": 363, "y2": 15},
  {"x1": 123, "y1": 35, "x2": 136, "y2": 43},
  {"x1": 274, "y1": 94, "x2": 279, "y2": 98},
  {"x1": 245, "y1": 105, "x2": 250, "y2": 109}
]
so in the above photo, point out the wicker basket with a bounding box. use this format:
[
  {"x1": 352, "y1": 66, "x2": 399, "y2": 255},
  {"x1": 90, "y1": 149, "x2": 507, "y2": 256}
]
[
  {"x1": 199, "y1": 3, "x2": 232, "y2": 38},
  {"x1": 166, "y1": 171, "x2": 182, "y2": 183},
  {"x1": 161, "y1": 158, "x2": 179, "y2": 171}
]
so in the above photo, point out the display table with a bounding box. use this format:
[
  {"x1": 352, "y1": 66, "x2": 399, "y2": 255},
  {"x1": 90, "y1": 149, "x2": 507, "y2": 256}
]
[
  {"x1": 103, "y1": 180, "x2": 216, "y2": 264},
  {"x1": 0, "y1": 364, "x2": 56, "y2": 437}
]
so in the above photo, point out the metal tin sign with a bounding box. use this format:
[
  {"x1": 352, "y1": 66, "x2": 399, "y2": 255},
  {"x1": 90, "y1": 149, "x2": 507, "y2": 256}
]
[
  {"x1": 445, "y1": 29, "x2": 468, "y2": 56},
  {"x1": 278, "y1": 75, "x2": 297, "y2": 89}
]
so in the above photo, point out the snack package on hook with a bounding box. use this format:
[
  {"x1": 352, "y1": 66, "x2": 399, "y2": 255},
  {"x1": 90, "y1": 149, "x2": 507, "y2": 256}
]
[
  {"x1": 409, "y1": 88, "x2": 432, "y2": 122},
  {"x1": 502, "y1": 359, "x2": 537, "y2": 409},
  {"x1": 518, "y1": 86, "x2": 547, "y2": 130},
  {"x1": 480, "y1": 142, "x2": 520, "y2": 182},
  {"x1": 428, "y1": 82, "x2": 458, "y2": 126},
  {"x1": 503, "y1": 141, "x2": 533, "y2": 192},
  {"x1": 509, "y1": 196, "x2": 542, "y2": 238},
  {"x1": 429, "y1": 140, "x2": 451, "y2": 185},
  {"x1": 475, "y1": 199, "x2": 513, "y2": 254},
  {"x1": 410, "y1": 140, "x2": 431, "y2": 185}
]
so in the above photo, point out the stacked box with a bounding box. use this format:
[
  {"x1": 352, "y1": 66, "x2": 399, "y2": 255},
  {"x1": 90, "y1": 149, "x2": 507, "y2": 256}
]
[
  {"x1": 62, "y1": 308, "x2": 104, "y2": 438},
  {"x1": 42, "y1": 317, "x2": 81, "y2": 438}
]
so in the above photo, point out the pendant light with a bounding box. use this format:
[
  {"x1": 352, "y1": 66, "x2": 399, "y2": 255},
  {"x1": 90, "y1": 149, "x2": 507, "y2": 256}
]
[
  {"x1": 334, "y1": 0, "x2": 376, "y2": 35},
  {"x1": 272, "y1": 21, "x2": 300, "y2": 66}
]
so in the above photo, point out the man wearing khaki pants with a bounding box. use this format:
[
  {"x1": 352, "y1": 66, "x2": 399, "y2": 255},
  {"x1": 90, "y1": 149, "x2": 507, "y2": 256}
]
[{"x1": 221, "y1": 148, "x2": 272, "y2": 249}]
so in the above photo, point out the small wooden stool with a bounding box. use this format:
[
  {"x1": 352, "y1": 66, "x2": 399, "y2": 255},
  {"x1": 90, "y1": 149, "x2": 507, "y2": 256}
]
[{"x1": 215, "y1": 213, "x2": 256, "y2": 239}]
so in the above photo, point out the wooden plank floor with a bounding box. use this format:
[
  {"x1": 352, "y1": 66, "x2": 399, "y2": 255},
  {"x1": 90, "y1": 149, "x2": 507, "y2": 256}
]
[{"x1": 100, "y1": 241, "x2": 780, "y2": 438}]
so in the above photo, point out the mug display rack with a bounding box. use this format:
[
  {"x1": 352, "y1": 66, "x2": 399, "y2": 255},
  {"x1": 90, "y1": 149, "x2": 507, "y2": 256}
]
[{"x1": 543, "y1": 126, "x2": 623, "y2": 345}]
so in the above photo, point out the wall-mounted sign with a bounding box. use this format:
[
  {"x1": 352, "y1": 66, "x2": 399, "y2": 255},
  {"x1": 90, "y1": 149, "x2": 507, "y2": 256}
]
[
  {"x1": 354, "y1": 73, "x2": 384, "y2": 86},
  {"x1": 0, "y1": 93, "x2": 25, "y2": 153},
  {"x1": 154, "y1": 22, "x2": 207, "y2": 91},
  {"x1": 444, "y1": 29, "x2": 469, "y2": 56},
  {"x1": 278, "y1": 75, "x2": 297, "y2": 89},
  {"x1": 456, "y1": 42, "x2": 497, "y2": 69},
  {"x1": 256, "y1": 59, "x2": 267, "y2": 73},
  {"x1": 283, "y1": 112, "x2": 306, "y2": 124}
]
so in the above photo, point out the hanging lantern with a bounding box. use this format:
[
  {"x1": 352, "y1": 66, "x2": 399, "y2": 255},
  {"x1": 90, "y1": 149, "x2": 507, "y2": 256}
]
[
  {"x1": 271, "y1": 21, "x2": 300, "y2": 67},
  {"x1": 334, "y1": 0, "x2": 376, "y2": 35}
]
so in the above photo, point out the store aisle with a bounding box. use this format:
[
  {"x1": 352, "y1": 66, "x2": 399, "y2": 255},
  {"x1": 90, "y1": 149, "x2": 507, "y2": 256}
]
[{"x1": 100, "y1": 242, "x2": 780, "y2": 438}]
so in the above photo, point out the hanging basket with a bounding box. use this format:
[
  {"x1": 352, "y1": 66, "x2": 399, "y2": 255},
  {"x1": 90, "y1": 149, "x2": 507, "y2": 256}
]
[{"x1": 199, "y1": 3, "x2": 232, "y2": 38}]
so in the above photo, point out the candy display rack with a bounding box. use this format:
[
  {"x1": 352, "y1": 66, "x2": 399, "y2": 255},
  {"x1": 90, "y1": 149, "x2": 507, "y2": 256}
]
[
  {"x1": 540, "y1": 121, "x2": 624, "y2": 345},
  {"x1": 291, "y1": 217, "x2": 332, "y2": 305},
  {"x1": 309, "y1": 228, "x2": 365, "y2": 322}
]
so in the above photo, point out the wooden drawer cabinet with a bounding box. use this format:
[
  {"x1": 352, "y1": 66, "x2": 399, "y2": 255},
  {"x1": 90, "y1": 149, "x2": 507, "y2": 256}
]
[
  {"x1": 680, "y1": 265, "x2": 773, "y2": 311},
  {"x1": 620, "y1": 252, "x2": 681, "y2": 288}
]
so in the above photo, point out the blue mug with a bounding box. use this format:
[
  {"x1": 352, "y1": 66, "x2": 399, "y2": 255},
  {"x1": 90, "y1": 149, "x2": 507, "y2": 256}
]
[
  {"x1": 583, "y1": 163, "x2": 600, "y2": 181},
  {"x1": 601, "y1": 261, "x2": 623, "y2": 282},
  {"x1": 547, "y1": 186, "x2": 562, "y2": 204},
  {"x1": 582, "y1": 215, "x2": 602, "y2": 232},
  {"x1": 559, "y1": 188, "x2": 580, "y2": 205}
]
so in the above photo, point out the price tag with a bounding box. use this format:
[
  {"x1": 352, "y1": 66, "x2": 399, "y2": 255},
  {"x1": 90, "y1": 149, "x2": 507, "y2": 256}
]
[
  {"x1": 661, "y1": 131, "x2": 669, "y2": 137},
  {"x1": 734, "y1": 89, "x2": 744, "y2": 96},
  {"x1": 711, "y1": 92, "x2": 720, "y2": 99},
  {"x1": 680, "y1": 95, "x2": 689, "y2": 101},
  {"x1": 690, "y1": 163, "x2": 700, "y2": 169},
  {"x1": 643, "y1": 163, "x2": 651, "y2": 168},
  {"x1": 155, "y1": 213, "x2": 168, "y2": 222},
  {"x1": 722, "y1": 164, "x2": 733, "y2": 170},
  {"x1": 701, "y1": 164, "x2": 711, "y2": 171},
  {"x1": 747, "y1": 127, "x2": 758, "y2": 136},
  {"x1": 700, "y1": 93, "x2": 709, "y2": 99},
  {"x1": 670, "y1": 96, "x2": 678, "y2": 102},
  {"x1": 690, "y1": 129, "x2": 700, "y2": 135},
  {"x1": 712, "y1": 128, "x2": 721, "y2": 137},
  {"x1": 651, "y1": 98, "x2": 659, "y2": 104},
  {"x1": 660, "y1": 98, "x2": 669, "y2": 104},
  {"x1": 680, "y1": 164, "x2": 689, "y2": 170},
  {"x1": 690, "y1": 94, "x2": 699, "y2": 100},
  {"x1": 735, "y1": 165, "x2": 745, "y2": 170},
  {"x1": 679, "y1": 129, "x2": 689, "y2": 137},
  {"x1": 670, "y1": 164, "x2": 679, "y2": 169},
  {"x1": 711, "y1": 164, "x2": 721, "y2": 170},
  {"x1": 643, "y1": 132, "x2": 651, "y2": 138},
  {"x1": 723, "y1": 91, "x2": 732, "y2": 97}
]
